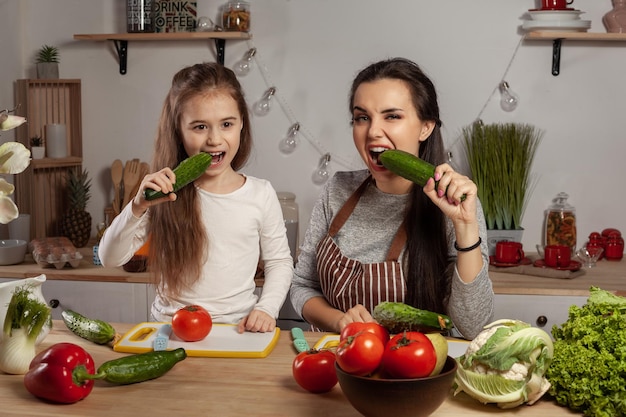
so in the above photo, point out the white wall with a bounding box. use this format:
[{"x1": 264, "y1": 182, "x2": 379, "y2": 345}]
[{"x1": 1, "y1": 0, "x2": 624, "y2": 252}]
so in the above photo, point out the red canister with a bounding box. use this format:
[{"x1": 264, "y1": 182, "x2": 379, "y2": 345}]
[
  {"x1": 604, "y1": 231, "x2": 624, "y2": 261},
  {"x1": 587, "y1": 232, "x2": 605, "y2": 260}
]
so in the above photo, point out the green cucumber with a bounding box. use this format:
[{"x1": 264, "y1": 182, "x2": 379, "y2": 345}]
[
  {"x1": 61, "y1": 309, "x2": 117, "y2": 345},
  {"x1": 144, "y1": 152, "x2": 212, "y2": 201},
  {"x1": 372, "y1": 301, "x2": 453, "y2": 334},
  {"x1": 94, "y1": 348, "x2": 187, "y2": 385},
  {"x1": 379, "y1": 149, "x2": 466, "y2": 201}
]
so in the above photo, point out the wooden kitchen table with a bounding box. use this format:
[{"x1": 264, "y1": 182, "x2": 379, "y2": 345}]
[{"x1": 0, "y1": 321, "x2": 580, "y2": 417}]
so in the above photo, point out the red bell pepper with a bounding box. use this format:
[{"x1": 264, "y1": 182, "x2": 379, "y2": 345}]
[{"x1": 24, "y1": 342, "x2": 96, "y2": 404}]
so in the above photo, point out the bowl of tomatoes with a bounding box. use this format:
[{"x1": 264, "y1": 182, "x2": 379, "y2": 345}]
[
  {"x1": 336, "y1": 355, "x2": 457, "y2": 417},
  {"x1": 334, "y1": 325, "x2": 456, "y2": 417}
]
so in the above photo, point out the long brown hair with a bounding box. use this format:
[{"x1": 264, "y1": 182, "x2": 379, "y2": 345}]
[
  {"x1": 348, "y1": 57, "x2": 451, "y2": 314},
  {"x1": 147, "y1": 62, "x2": 252, "y2": 296}
]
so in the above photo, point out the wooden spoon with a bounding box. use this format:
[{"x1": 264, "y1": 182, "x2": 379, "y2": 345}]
[
  {"x1": 122, "y1": 159, "x2": 140, "y2": 209},
  {"x1": 129, "y1": 161, "x2": 150, "y2": 200},
  {"x1": 111, "y1": 159, "x2": 123, "y2": 215}
]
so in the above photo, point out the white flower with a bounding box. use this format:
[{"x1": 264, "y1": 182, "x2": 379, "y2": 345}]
[{"x1": 0, "y1": 107, "x2": 31, "y2": 224}]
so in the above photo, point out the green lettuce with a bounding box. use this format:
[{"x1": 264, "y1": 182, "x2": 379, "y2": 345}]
[{"x1": 547, "y1": 286, "x2": 626, "y2": 417}]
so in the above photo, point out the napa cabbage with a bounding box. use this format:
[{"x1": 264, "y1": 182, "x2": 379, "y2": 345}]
[{"x1": 453, "y1": 319, "x2": 553, "y2": 409}]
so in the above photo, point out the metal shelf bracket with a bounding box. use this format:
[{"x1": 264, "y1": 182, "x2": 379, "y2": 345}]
[
  {"x1": 552, "y1": 38, "x2": 563, "y2": 76},
  {"x1": 113, "y1": 40, "x2": 129, "y2": 75},
  {"x1": 215, "y1": 39, "x2": 226, "y2": 65}
]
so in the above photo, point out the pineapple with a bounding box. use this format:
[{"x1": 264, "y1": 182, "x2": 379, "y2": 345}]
[{"x1": 60, "y1": 168, "x2": 92, "y2": 248}]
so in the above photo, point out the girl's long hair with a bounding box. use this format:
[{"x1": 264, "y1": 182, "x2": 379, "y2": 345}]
[
  {"x1": 147, "y1": 63, "x2": 252, "y2": 297},
  {"x1": 349, "y1": 57, "x2": 451, "y2": 314}
]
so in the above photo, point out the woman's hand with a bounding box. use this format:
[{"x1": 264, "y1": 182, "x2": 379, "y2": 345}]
[
  {"x1": 131, "y1": 168, "x2": 177, "y2": 217},
  {"x1": 237, "y1": 309, "x2": 276, "y2": 333},
  {"x1": 423, "y1": 163, "x2": 478, "y2": 226},
  {"x1": 334, "y1": 304, "x2": 375, "y2": 333}
]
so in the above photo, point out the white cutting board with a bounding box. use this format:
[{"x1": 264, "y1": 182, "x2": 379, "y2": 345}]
[{"x1": 114, "y1": 322, "x2": 280, "y2": 358}]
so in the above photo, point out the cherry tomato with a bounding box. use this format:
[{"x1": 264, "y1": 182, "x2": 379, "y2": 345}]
[
  {"x1": 171, "y1": 305, "x2": 213, "y2": 342},
  {"x1": 335, "y1": 332, "x2": 385, "y2": 376},
  {"x1": 292, "y1": 349, "x2": 338, "y2": 393},
  {"x1": 340, "y1": 322, "x2": 390, "y2": 346},
  {"x1": 381, "y1": 331, "x2": 437, "y2": 379}
]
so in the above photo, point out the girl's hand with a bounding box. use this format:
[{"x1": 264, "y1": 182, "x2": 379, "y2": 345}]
[
  {"x1": 422, "y1": 163, "x2": 478, "y2": 226},
  {"x1": 131, "y1": 168, "x2": 177, "y2": 216},
  {"x1": 237, "y1": 309, "x2": 276, "y2": 333}
]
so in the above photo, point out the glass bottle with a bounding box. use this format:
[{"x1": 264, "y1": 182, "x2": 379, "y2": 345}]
[
  {"x1": 545, "y1": 192, "x2": 577, "y2": 254},
  {"x1": 277, "y1": 192, "x2": 298, "y2": 264},
  {"x1": 127, "y1": 0, "x2": 156, "y2": 33}
]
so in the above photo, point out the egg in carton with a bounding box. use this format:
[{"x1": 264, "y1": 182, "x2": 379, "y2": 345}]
[{"x1": 29, "y1": 237, "x2": 83, "y2": 269}]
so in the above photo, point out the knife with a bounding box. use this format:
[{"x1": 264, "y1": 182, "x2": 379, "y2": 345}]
[
  {"x1": 153, "y1": 324, "x2": 172, "y2": 351},
  {"x1": 291, "y1": 327, "x2": 310, "y2": 353}
]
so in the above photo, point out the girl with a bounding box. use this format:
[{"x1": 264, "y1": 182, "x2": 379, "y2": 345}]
[
  {"x1": 99, "y1": 63, "x2": 293, "y2": 333},
  {"x1": 290, "y1": 58, "x2": 493, "y2": 339}
]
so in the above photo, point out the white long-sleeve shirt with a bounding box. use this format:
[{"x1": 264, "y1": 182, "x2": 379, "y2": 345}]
[{"x1": 99, "y1": 175, "x2": 293, "y2": 324}]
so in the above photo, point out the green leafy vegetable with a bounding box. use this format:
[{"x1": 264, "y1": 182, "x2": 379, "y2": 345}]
[
  {"x1": 453, "y1": 319, "x2": 553, "y2": 409},
  {"x1": 546, "y1": 286, "x2": 626, "y2": 417}
]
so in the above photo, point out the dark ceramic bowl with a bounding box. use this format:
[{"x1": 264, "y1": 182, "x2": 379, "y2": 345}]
[
  {"x1": 336, "y1": 356, "x2": 458, "y2": 417},
  {"x1": 122, "y1": 255, "x2": 147, "y2": 273}
]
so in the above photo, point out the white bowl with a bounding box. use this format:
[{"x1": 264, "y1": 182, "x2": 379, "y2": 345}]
[
  {"x1": 0, "y1": 239, "x2": 27, "y2": 265},
  {"x1": 528, "y1": 10, "x2": 584, "y2": 21}
]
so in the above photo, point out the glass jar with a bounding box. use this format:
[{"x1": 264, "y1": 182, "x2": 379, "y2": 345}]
[
  {"x1": 222, "y1": 1, "x2": 251, "y2": 32},
  {"x1": 277, "y1": 192, "x2": 298, "y2": 264},
  {"x1": 127, "y1": 0, "x2": 156, "y2": 33},
  {"x1": 545, "y1": 192, "x2": 577, "y2": 254}
]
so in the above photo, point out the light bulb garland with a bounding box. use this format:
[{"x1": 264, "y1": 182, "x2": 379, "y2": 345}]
[
  {"x1": 279, "y1": 122, "x2": 300, "y2": 155},
  {"x1": 238, "y1": 34, "x2": 525, "y2": 182}
]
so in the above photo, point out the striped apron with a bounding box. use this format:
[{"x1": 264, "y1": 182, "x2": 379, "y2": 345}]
[{"x1": 316, "y1": 177, "x2": 407, "y2": 314}]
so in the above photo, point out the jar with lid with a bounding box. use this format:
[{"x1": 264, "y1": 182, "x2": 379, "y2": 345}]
[
  {"x1": 604, "y1": 231, "x2": 624, "y2": 261},
  {"x1": 127, "y1": 0, "x2": 156, "y2": 33},
  {"x1": 222, "y1": 1, "x2": 251, "y2": 32},
  {"x1": 586, "y1": 232, "x2": 605, "y2": 260},
  {"x1": 277, "y1": 192, "x2": 298, "y2": 264},
  {"x1": 544, "y1": 192, "x2": 577, "y2": 254}
]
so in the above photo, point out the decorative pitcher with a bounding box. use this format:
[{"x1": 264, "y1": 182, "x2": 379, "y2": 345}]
[{"x1": 0, "y1": 275, "x2": 51, "y2": 345}]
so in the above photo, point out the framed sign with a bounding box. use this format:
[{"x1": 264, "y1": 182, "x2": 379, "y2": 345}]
[{"x1": 154, "y1": 1, "x2": 197, "y2": 32}]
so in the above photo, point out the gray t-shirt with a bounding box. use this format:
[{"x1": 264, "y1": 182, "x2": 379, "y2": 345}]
[{"x1": 291, "y1": 170, "x2": 494, "y2": 339}]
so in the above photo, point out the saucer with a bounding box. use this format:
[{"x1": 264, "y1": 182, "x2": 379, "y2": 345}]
[
  {"x1": 489, "y1": 256, "x2": 532, "y2": 268},
  {"x1": 533, "y1": 259, "x2": 582, "y2": 271},
  {"x1": 522, "y1": 19, "x2": 591, "y2": 32},
  {"x1": 528, "y1": 7, "x2": 577, "y2": 11}
]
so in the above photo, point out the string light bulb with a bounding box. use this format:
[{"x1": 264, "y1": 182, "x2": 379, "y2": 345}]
[
  {"x1": 312, "y1": 153, "x2": 331, "y2": 185},
  {"x1": 499, "y1": 81, "x2": 519, "y2": 112},
  {"x1": 279, "y1": 123, "x2": 300, "y2": 154},
  {"x1": 254, "y1": 87, "x2": 276, "y2": 117},
  {"x1": 234, "y1": 48, "x2": 256, "y2": 76}
]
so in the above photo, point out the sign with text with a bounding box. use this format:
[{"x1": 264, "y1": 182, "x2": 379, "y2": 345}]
[{"x1": 154, "y1": 0, "x2": 197, "y2": 32}]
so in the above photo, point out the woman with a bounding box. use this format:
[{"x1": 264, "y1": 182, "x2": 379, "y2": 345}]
[
  {"x1": 99, "y1": 63, "x2": 292, "y2": 333},
  {"x1": 290, "y1": 58, "x2": 493, "y2": 339}
]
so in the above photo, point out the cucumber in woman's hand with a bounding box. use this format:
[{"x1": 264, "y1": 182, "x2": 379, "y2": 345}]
[
  {"x1": 372, "y1": 301, "x2": 453, "y2": 334},
  {"x1": 144, "y1": 153, "x2": 212, "y2": 201},
  {"x1": 379, "y1": 150, "x2": 466, "y2": 201}
]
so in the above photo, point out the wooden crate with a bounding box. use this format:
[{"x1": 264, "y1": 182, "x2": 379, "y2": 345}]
[{"x1": 13, "y1": 79, "x2": 83, "y2": 240}]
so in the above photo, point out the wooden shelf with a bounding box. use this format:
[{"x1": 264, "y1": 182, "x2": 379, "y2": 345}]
[
  {"x1": 73, "y1": 31, "x2": 252, "y2": 74},
  {"x1": 525, "y1": 31, "x2": 626, "y2": 76},
  {"x1": 31, "y1": 156, "x2": 82, "y2": 170}
]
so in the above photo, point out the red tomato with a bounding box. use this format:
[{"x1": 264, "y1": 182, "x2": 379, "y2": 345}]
[
  {"x1": 340, "y1": 322, "x2": 390, "y2": 346},
  {"x1": 335, "y1": 332, "x2": 385, "y2": 376},
  {"x1": 381, "y1": 331, "x2": 437, "y2": 379},
  {"x1": 171, "y1": 305, "x2": 213, "y2": 342},
  {"x1": 292, "y1": 349, "x2": 338, "y2": 393}
]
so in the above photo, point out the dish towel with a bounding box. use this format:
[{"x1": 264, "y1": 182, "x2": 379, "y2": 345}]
[{"x1": 488, "y1": 264, "x2": 586, "y2": 279}]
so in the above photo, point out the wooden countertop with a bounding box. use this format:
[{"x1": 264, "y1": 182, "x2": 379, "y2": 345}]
[
  {"x1": 0, "y1": 321, "x2": 579, "y2": 416},
  {"x1": 1, "y1": 246, "x2": 623, "y2": 296},
  {"x1": 490, "y1": 254, "x2": 626, "y2": 297}
]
